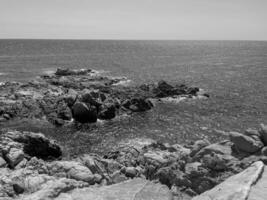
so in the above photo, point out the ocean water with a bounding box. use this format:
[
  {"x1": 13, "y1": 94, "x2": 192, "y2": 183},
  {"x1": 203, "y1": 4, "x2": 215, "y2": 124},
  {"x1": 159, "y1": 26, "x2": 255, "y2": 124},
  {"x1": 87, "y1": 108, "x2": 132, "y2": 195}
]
[{"x1": 0, "y1": 40, "x2": 267, "y2": 156}]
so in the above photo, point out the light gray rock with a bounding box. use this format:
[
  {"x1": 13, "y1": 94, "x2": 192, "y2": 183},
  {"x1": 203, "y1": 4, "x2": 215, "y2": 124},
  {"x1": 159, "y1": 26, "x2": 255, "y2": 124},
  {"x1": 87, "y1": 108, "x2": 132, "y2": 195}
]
[
  {"x1": 5, "y1": 148, "x2": 24, "y2": 168},
  {"x1": 0, "y1": 157, "x2": 7, "y2": 168},
  {"x1": 55, "y1": 178, "x2": 173, "y2": 200},
  {"x1": 229, "y1": 131, "x2": 263, "y2": 153},
  {"x1": 192, "y1": 161, "x2": 264, "y2": 200},
  {"x1": 124, "y1": 167, "x2": 137, "y2": 178},
  {"x1": 48, "y1": 161, "x2": 94, "y2": 184},
  {"x1": 193, "y1": 140, "x2": 233, "y2": 160}
]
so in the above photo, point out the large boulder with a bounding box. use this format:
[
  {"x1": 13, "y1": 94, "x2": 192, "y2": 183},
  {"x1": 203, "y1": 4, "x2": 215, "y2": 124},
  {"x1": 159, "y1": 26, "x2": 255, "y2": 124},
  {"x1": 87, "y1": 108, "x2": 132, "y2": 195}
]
[
  {"x1": 229, "y1": 131, "x2": 264, "y2": 153},
  {"x1": 71, "y1": 102, "x2": 97, "y2": 123},
  {"x1": 55, "y1": 178, "x2": 173, "y2": 200},
  {"x1": 192, "y1": 161, "x2": 264, "y2": 200}
]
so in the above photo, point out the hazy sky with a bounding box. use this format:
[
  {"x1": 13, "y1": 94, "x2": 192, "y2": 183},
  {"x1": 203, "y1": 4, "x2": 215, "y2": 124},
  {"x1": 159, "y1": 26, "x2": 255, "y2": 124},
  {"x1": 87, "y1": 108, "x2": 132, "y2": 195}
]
[{"x1": 0, "y1": 0, "x2": 266, "y2": 40}]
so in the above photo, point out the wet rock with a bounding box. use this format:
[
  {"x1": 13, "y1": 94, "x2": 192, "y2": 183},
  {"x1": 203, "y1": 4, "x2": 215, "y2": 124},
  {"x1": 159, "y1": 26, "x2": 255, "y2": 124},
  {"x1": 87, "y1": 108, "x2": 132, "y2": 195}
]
[
  {"x1": 71, "y1": 102, "x2": 97, "y2": 123},
  {"x1": 229, "y1": 131, "x2": 263, "y2": 153},
  {"x1": 153, "y1": 80, "x2": 175, "y2": 97},
  {"x1": 98, "y1": 103, "x2": 116, "y2": 120},
  {"x1": 55, "y1": 68, "x2": 91, "y2": 76},
  {"x1": 122, "y1": 98, "x2": 153, "y2": 112}
]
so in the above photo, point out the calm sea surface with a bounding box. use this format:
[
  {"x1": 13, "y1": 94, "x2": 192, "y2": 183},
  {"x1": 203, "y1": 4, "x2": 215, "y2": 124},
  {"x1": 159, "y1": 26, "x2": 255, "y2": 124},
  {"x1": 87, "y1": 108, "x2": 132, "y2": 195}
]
[{"x1": 0, "y1": 40, "x2": 267, "y2": 156}]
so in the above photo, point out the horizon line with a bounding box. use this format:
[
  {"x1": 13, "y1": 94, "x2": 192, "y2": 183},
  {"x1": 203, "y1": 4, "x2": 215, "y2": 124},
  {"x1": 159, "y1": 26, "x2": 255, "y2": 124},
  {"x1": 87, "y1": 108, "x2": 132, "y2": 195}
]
[{"x1": 0, "y1": 38, "x2": 266, "y2": 42}]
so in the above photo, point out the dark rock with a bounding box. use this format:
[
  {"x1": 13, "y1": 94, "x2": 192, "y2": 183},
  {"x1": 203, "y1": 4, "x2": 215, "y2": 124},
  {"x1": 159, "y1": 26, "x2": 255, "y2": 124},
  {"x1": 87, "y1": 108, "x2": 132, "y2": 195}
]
[
  {"x1": 122, "y1": 98, "x2": 153, "y2": 112},
  {"x1": 55, "y1": 68, "x2": 91, "y2": 76},
  {"x1": 261, "y1": 147, "x2": 267, "y2": 156},
  {"x1": 22, "y1": 132, "x2": 62, "y2": 160},
  {"x1": 229, "y1": 131, "x2": 263, "y2": 153},
  {"x1": 72, "y1": 102, "x2": 97, "y2": 123},
  {"x1": 98, "y1": 104, "x2": 116, "y2": 120},
  {"x1": 13, "y1": 183, "x2": 24, "y2": 194},
  {"x1": 259, "y1": 124, "x2": 267, "y2": 145},
  {"x1": 55, "y1": 68, "x2": 73, "y2": 76}
]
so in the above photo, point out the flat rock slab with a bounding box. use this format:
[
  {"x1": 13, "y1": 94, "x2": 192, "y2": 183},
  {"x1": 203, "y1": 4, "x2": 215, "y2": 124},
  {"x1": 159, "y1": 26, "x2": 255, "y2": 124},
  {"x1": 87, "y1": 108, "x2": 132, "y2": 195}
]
[
  {"x1": 55, "y1": 178, "x2": 173, "y2": 200},
  {"x1": 248, "y1": 166, "x2": 267, "y2": 200},
  {"x1": 192, "y1": 161, "x2": 264, "y2": 200}
]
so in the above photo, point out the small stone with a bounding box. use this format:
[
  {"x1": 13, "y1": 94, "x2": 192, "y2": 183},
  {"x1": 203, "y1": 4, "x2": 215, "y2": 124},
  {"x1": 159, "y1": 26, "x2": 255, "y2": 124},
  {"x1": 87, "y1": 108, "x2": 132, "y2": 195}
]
[{"x1": 125, "y1": 167, "x2": 137, "y2": 178}]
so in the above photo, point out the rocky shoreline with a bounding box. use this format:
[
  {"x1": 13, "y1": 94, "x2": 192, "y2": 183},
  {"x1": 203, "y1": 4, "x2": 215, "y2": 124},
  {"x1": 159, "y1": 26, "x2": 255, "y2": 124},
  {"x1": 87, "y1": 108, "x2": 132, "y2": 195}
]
[
  {"x1": 1, "y1": 124, "x2": 267, "y2": 199},
  {"x1": 0, "y1": 68, "x2": 208, "y2": 126},
  {"x1": 1, "y1": 68, "x2": 267, "y2": 199}
]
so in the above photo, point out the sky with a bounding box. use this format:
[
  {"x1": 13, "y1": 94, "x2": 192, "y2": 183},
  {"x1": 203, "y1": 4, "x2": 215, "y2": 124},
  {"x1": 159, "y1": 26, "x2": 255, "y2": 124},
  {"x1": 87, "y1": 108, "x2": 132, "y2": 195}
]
[{"x1": 0, "y1": 0, "x2": 267, "y2": 40}]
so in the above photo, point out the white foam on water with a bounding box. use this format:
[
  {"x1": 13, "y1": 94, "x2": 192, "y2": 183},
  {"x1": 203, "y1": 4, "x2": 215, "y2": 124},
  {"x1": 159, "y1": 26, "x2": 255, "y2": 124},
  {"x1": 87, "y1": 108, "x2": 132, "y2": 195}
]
[
  {"x1": 112, "y1": 79, "x2": 132, "y2": 86},
  {"x1": 0, "y1": 72, "x2": 7, "y2": 76},
  {"x1": 0, "y1": 82, "x2": 5, "y2": 86},
  {"x1": 42, "y1": 70, "x2": 55, "y2": 75}
]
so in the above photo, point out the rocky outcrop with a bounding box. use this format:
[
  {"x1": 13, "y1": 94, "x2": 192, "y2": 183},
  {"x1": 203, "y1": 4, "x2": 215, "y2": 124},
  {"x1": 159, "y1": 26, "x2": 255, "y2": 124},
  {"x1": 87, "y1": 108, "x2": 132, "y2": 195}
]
[
  {"x1": 192, "y1": 161, "x2": 264, "y2": 200},
  {"x1": 0, "y1": 68, "x2": 208, "y2": 126},
  {"x1": 1, "y1": 125, "x2": 267, "y2": 199}
]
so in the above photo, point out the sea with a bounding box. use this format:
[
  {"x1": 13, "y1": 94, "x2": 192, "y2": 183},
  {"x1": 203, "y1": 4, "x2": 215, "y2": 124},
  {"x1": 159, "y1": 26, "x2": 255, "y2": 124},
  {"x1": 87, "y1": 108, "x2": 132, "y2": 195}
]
[{"x1": 0, "y1": 39, "x2": 267, "y2": 156}]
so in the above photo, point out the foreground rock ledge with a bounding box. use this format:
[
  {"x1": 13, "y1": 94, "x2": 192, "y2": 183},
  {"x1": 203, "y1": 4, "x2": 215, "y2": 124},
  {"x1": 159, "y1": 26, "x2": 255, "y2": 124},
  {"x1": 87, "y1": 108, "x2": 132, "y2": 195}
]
[{"x1": 1, "y1": 124, "x2": 267, "y2": 199}]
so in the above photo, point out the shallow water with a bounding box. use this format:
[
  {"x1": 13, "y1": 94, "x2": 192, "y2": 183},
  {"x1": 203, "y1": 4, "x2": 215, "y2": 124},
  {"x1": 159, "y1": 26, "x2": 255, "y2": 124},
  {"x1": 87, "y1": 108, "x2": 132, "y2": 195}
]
[{"x1": 0, "y1": 40, "x2": 267, "y2": 156}]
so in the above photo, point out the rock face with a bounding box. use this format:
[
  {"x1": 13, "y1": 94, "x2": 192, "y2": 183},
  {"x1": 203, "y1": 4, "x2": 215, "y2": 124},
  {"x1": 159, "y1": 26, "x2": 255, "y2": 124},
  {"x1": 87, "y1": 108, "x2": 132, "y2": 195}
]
[
  {"x1": 192, "y1": 161, "x2": 264, "y2": 200},
  {"x1": 55, "y1": 178, "x2": 173, "y2": 200},
  {"x1": 0, "y1": 130, "x2": 62, "y2": 168}
]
